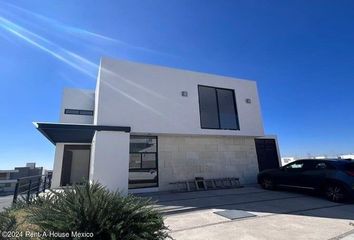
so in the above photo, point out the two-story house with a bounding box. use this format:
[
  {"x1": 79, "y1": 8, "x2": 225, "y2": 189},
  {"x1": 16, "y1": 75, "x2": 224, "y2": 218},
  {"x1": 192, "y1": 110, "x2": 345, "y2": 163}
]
[{"x1": 35, "y1": 57, "x2": 280, "y2": 193}]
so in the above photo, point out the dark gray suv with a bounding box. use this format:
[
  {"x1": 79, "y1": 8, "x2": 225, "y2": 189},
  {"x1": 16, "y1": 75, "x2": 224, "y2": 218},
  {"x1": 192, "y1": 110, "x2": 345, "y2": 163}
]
[{"x1": 257, "y1": 159, "x2": 354, "y2": 202}]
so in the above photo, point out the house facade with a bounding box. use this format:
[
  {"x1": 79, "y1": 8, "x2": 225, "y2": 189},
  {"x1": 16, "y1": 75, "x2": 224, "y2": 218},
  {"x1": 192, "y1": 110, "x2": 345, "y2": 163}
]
[{"x1": 35, "y1": 58, "x2": 280, "y2": 193}]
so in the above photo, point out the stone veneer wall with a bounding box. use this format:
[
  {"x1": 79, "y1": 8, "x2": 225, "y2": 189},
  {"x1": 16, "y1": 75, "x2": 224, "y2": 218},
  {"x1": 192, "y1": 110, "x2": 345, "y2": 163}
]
[{"x1": 158, "y1": 135, "x2": 259, "y2": 191}]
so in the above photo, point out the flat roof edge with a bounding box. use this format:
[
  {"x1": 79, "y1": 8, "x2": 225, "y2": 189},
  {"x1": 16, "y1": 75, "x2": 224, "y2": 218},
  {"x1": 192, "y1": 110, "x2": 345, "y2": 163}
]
[
  {"x1": 33, "y1": 122, "x2": 131, "y2": 145},
  {"x1": 33, "y1": 122, "x2": 131, "y2": 133}
]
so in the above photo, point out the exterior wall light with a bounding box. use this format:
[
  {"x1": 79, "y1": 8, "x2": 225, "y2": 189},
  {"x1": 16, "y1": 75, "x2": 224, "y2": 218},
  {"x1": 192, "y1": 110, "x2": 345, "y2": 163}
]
[{"x1": 181, "y1": 91, "x2": 188, "y2": 97}]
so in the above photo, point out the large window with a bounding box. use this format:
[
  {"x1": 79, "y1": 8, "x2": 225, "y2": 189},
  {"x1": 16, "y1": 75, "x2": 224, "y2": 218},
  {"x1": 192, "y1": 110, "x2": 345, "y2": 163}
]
[
  {"x1": 198, "y1": 85, "x2": 240, "y2": 130},
  {"x1": 129, "y1": 136, "x2": 158, "y2": 189}
]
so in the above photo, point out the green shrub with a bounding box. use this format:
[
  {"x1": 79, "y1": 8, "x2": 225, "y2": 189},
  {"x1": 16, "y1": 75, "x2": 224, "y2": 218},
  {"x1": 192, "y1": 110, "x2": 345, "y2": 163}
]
[
  {"x1": 0, "y1": 208, "x2": 17, "y2": 233},
  {"x1": 26, "y1": 182, "x2": 169, "y2": 240}
]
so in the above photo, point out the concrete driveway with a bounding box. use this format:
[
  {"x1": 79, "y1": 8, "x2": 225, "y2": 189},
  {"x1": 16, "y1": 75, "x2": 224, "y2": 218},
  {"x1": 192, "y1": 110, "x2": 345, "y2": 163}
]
[{"x1": 140, "y1": 186, "x2": 354, "y2": 240}]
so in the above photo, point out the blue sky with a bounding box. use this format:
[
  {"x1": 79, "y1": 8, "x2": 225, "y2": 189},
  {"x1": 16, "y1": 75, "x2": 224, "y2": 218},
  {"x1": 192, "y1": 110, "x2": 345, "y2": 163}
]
[{"x1": 0, "y1": 0, "x2": 353, "y2": 169}]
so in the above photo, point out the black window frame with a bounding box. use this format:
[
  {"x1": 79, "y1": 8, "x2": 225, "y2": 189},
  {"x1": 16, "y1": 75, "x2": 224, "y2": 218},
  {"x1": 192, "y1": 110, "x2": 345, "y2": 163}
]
[
  {"x1": 129, "y1": 135, "x2": 159, "y2": 189},
  {"x1": 198, "y1": 85, "x2": 240, "y2": 130},
  {"x1": 64, "y1": 109, "x2": 94, "y2": 116}
]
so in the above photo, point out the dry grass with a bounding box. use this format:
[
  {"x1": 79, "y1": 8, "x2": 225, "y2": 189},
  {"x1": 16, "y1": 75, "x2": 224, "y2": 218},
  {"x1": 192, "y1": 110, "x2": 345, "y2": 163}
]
[{"x1": 7, "y1": 207, "x2": 41, "y2": 239}]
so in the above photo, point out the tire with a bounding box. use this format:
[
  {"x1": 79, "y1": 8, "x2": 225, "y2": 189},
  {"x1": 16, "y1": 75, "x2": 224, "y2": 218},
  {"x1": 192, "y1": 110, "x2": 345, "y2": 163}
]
[
  {"x1": 324, "y1": 183, "x2": 347, "y2": 202},
  {"x1": 260, "y1": 177, "x2": 276, "y2": 190}
]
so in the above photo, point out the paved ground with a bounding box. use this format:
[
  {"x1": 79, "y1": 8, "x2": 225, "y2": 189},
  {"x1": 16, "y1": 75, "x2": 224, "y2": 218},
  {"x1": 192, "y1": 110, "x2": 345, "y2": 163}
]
[
  {"x1": 0, "y1": 195, "x2": 13, "y2": 211},
  {"x1": 140, "y1": 186, "x2": 354, "y2": 240}
]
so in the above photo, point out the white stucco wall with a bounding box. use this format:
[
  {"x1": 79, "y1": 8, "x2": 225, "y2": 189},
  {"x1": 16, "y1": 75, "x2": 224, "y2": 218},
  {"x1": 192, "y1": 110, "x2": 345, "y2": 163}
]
[
  {"x1": 60, "y1": 88, "x2": 95, "y2": 124},
  {"x1": 52, "y1": 143, "x2": 64, "y2": 188},
  {"x1": 94, "y1": 58, "x2": 264, "y2": 137},
  {"x1": 89, "y1": 131, "x2": 130, "y2": 193}
]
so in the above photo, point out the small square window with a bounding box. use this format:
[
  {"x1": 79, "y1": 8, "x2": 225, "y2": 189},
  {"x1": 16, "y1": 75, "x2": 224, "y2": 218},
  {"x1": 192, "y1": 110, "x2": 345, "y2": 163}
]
[
  {"x1": 64, "y1": 109, "x2": 80, "y2": 115},
  {"x1": 64, "y1": 109, "x2": 93, "y2": 116},
  {"x1": 79, "y1": 110, "x2": 94, "y2": 115}
]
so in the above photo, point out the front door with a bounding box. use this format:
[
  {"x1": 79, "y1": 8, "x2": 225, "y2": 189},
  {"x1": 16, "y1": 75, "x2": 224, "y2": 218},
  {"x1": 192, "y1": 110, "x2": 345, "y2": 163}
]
[
  {"x1": 129, "y1": 136, "x2": 158, "y2": 189},
  {"x1": 255, "y1": 139, "x2": 280, "y2": 172},
  {"x1": 60, "y1": 145, "x2": 91, "y2": 186}
]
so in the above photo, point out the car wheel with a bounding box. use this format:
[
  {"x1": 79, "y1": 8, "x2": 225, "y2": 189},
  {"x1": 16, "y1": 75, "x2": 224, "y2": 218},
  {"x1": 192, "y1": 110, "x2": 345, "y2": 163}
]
[
  {"x1": 325, "y1": 183, "x2": 347, "y2": 202},
  {"x1": 260, "y1": 177, "x2": 275, "y2": 190}
]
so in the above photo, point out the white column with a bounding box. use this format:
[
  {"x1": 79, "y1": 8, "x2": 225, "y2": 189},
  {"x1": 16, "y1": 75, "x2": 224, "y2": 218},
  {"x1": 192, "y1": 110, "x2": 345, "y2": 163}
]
[
  {"x1": 51, "y1": 143, "x2": 64, "y2": 188},
  {"x1": 90, "y1": 131, "x2": 130, "y2": 194}
]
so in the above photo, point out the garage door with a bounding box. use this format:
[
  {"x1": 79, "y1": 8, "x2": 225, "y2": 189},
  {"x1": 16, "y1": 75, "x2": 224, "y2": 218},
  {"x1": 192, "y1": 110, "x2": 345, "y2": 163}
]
[{"x1": 255, "y1": 139, "x2": 280, "y2": 172}]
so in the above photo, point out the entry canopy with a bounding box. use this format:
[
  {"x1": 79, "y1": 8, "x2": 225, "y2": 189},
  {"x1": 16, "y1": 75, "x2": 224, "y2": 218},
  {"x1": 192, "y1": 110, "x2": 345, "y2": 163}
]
[{"x1": 34, "y1": 122, "x2": 131, "y2": 145}]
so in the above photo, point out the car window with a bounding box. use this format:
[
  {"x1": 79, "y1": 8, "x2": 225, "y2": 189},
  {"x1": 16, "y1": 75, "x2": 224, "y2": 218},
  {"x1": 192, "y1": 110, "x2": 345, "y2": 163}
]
[
  {"x1": 315, "y1": 162, "x2": 327, "y2": 169},
  {"x1": 285, "y1": 162, "x2": 304, "y2": 169}
]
